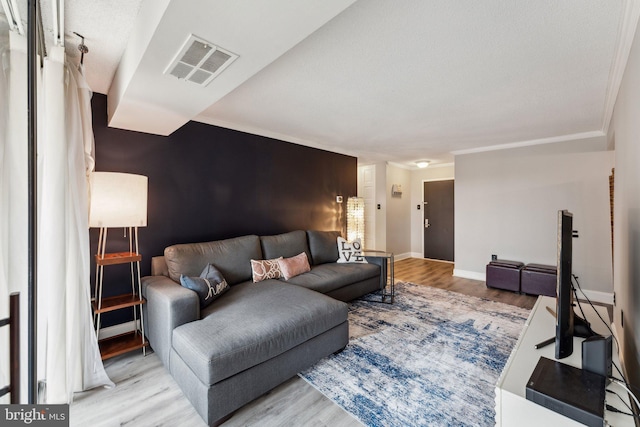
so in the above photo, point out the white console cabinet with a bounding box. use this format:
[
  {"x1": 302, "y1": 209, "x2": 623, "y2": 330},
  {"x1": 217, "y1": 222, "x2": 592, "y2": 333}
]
[{"x1": 495, "y1": 296, "x2": 634, "y2": 427}]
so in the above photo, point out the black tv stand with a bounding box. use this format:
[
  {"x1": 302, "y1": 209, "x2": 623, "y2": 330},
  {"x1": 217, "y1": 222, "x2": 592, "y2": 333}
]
[{"x1": 534, "y1": 310, "x2": 599, "y2": 350}]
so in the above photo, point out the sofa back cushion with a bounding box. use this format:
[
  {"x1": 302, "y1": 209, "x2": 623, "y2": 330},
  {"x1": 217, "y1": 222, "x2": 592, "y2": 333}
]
[
  {"x1": 260, "y1": 230, "x2": 311, "y2": 261},
  {"x1": 165, "y1": 235, "x2": 262, "y2": 285},
  {"x1": 307, "y1": 230, "x2": 341, "y2": 265}
]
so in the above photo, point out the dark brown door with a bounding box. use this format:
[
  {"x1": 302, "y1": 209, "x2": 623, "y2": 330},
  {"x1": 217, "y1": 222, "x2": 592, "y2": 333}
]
[{"x1": 423, "y1": 180, "x2": 454, "y2": 261}]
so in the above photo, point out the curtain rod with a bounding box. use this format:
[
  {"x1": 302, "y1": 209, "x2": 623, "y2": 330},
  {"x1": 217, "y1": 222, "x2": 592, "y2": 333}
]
[
  {"x1": 36, "y1": 0, "x2": 46, "y2": 61},
  {"x1": 0, "y1": 0, "x2": 25, "y2": 35},
  {"x1": 49, "y1": 0, "x2": 63, "y2": 48}
]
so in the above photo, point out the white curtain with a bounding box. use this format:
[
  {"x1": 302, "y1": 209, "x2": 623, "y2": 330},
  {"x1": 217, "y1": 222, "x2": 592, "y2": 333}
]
[
  {"x1": 2, "y1": 31, "x2": 29, "y2": 404},
  {"x1": 0, "y1": 35, "x2": 10, "y2": 406},
  {"x1": 0, "y1": 32, "x2": 112, "y2": 404},
  {"x1": 38, "y1": 45, "x2": 113, "y2": 403}
]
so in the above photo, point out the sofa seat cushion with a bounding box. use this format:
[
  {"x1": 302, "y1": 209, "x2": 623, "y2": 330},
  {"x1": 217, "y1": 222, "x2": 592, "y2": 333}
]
[
  {"x1": 171, "y1": 280, "x2": 347, "y2": 386},
  {"x1": 286, "y1": 263, "x2": 380, "y2": 293}
]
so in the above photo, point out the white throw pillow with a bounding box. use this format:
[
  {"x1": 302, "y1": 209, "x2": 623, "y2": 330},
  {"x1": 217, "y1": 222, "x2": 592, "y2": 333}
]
[{"x1": 337, "y1": 237, "x2": 368, "y2": 263}]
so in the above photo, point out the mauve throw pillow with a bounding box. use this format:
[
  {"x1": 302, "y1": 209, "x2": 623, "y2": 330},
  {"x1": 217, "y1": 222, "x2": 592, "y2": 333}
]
[
  {"x1": 251, "y1": 257, "x2": 283, "y2": 282},
  {"x1": 337, "y1": 237, "x2": 368, "y2": 263},
  {"x1": 278, "y1": 252, "x2": 311, "y2": 280},
  {"x1": 179, "y1": 263, "x2": 229, "y2": 308}
]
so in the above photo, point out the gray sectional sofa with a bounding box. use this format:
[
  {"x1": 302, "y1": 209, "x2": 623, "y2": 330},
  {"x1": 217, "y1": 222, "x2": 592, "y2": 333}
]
[{"x1": 141, "y1": 230, "x2": 381, "y2": 426}]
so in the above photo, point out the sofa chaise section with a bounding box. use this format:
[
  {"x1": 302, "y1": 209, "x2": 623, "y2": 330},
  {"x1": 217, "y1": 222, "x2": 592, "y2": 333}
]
[{"x1": 170, "y1": 280, "x2": 347, "y2": 424}]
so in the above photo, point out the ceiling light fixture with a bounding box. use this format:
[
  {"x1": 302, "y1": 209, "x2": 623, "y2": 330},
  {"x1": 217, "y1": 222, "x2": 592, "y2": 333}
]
[{"x1": 416, "y1": 160, "x2": 430, "y2": 168}]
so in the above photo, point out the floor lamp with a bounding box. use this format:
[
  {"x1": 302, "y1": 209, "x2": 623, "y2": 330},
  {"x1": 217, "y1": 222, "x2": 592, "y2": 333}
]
[
  {"x1": 346, "y1": 196, "x2": 365, "y2": 246},
  {"x1": 88, "y1": 172, "x2": 148, "y2": 346}
]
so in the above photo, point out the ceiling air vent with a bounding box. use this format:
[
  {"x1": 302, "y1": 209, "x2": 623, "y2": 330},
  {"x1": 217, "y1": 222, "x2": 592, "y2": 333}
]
[{"x1": 165, "y1": 35, "x2": 238, "y2": 86}]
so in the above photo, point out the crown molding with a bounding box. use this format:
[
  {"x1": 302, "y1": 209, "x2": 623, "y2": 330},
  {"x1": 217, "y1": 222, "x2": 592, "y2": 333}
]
[
  {"x1": 450, "y1": 131, "x2": 605, "y2": 156},
  {"x1": 601, "y1": 0, "x2": 640, "y2": 134}
]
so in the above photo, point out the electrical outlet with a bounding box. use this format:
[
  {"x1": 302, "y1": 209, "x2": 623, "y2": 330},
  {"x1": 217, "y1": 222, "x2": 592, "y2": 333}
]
[{"x1": 491, "y1": 254, "x2": 497, "y2": 261}]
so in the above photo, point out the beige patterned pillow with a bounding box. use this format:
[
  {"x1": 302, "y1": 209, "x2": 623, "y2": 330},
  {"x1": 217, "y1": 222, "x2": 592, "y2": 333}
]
[{"x1": 251, "y1": 257, "x2": 283, "y2": 282}]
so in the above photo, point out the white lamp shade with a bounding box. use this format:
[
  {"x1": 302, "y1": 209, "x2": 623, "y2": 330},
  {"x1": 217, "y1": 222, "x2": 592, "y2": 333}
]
[{"x1": 89, "y1": 172, "x2": 148, "y2": 228}]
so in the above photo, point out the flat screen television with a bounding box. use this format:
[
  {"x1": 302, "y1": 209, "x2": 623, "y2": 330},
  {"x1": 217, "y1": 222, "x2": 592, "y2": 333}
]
[
  {"x1": 555, "y1": 210, "x2": 597, "y2": 359},
  {"x1": 555, "y1": 210, "x2": 574, "y2": 359}
]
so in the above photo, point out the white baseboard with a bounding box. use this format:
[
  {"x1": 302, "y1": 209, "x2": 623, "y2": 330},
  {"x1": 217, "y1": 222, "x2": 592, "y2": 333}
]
[
  {"x1": 394, "y1": 252, "x2": 412, "y2": 261},
  {"x1": 409, "y1": 252, "x2": 423, "y2": 259},
  {"x1": 98, "y1": 320, "x2": 140, "y2": 340},
  {"x1": 453, "y1": 269, "x2": 486, "y2": 281},
  {"x1": 577, "y1": 289, "x2": 614, "y2": 305}
]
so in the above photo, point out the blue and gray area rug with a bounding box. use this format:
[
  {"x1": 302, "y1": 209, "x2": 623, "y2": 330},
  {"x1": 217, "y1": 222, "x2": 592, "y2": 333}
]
[{"x1": 300, "y1": 282, "x2": 530, "y2": 427}]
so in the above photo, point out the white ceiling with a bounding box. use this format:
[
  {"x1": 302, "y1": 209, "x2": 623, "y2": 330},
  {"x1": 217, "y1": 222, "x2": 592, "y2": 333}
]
[{"x1": 3, "y1": 1, "x2": 638, "y2": 167}]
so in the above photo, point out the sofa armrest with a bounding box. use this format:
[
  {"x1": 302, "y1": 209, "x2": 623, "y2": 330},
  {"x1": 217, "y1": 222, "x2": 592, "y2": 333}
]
[{"x1": 142, "y1": 275, "x2": 200, "y2": 368}]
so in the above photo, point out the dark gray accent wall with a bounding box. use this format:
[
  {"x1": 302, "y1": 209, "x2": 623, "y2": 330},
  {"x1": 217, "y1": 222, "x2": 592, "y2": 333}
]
[{"x1": 90, "y1": 94, "x2": 355, "y2": 325}]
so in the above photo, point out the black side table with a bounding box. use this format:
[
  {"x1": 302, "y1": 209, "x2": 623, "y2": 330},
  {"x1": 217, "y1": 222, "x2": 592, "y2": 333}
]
[{"x1": 363, "y1": 250, "x2": 395, "y2": 303}]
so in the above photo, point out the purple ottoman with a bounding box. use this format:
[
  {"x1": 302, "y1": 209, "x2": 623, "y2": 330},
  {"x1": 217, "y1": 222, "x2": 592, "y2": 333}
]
[
  {"x1": 521, "y1": 263, "x2": 557, "y2": 297},
  {"x1": 486, "y1": 260, "x2": 524, "y2": 292}
]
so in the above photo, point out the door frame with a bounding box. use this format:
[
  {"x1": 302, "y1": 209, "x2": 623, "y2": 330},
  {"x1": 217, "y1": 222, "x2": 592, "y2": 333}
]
[{"x1": 421, "y1": 177, "x2": 455, "y2": 262}]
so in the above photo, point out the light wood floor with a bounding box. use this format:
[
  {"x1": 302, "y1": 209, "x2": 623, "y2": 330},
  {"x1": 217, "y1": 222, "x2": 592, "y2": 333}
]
[{"x1": 71, "y1": 259, "x2": 536, "y2": 427}]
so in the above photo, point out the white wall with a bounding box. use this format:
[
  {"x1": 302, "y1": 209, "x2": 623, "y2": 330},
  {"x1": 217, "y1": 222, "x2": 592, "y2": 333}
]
[
  {"x1": 386, "y1": 164, "x2": 412, "y2": 257},
  {"x1": 358, "y1": 162, "x2": 418, "y2": 256},
  {"x1": 454, "y1": 139, "x2": 614, "y2": 299},
  {"x1": 610, "y1": 17, "x2": 640, "y2": 388},
  {"x1": 409, "y1": 165, "x2": 455, "y2": 257},
  {"x1": 374, "y1": 162, "x2": 387, "y2": 251}
]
